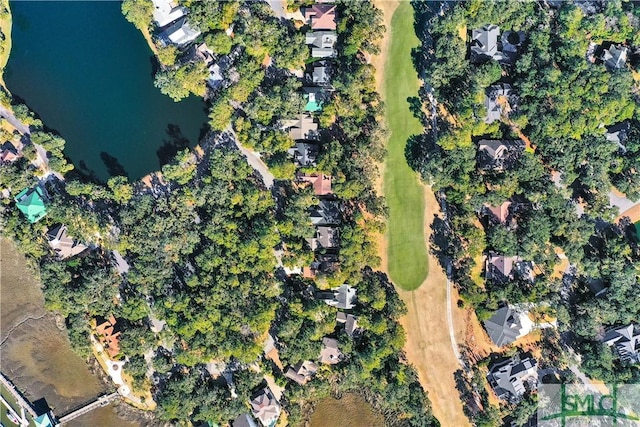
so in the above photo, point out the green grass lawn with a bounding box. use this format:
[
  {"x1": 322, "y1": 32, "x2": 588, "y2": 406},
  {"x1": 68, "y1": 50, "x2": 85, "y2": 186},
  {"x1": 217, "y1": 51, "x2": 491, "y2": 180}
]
[{"x1": 382, "y1": 2, "x2": 428, "y2": 291}]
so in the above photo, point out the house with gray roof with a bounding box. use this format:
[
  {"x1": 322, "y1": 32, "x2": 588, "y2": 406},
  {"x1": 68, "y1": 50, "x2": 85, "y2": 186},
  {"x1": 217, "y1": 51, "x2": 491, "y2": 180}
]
[
  {"x1": 487, "y1": 355, "x2": 538, "y2": 403},
  {"x1": 602, "y1": 323, "x2": 640, "y2": 364},
  {"x1": 284, "y1": 360, "x2": 318, "y2": 385},
  {"x1": 307, "y1": 226, "x2": 339, "y2": 250},
  {"x1": 309, "y1": 200, "x2": 341, "y2": 226},
  {"x1": 336, "y1": 312, "x2": 359, "y2": 337},
  {"x1": 320, "y1": 284, "x2": 356, "y2": 309},
  {"x1": 305, "y1": 31, "x2": 337, "y2": 58},
  {"x1": 483, "y1": 305, "x2": 534, "y2": 347},
  {"x1": 307, "y1": 62, "x2": 332, "y2": 86},
  {"x1": 233, "y1": 414, "x2": 258, "y2": 427},
  {"x1": 477, "y1": 139, "x2": 525, "y2": 172},
  {"x1": 484, "y1": 83, "x2": 515, "y2": 124},
  {"x1": 158, "y1": 17, "x2": 200, "y2": 46},
  {"x1": 600, "y1": 44, "x2": 628, "y2": 70},
  {"x1": 606, "y1": 121, "x2": 631, "y2": 152},
  {"x1": 289, "y1": 142, "x2": 319, "y2": 167},
  {"x1": 471, "y1": 25, "x2": 525, "y2": 64},
  {"x1": 46, "y1": 224, "x2": 88, "y2": 260},
  {"x1": 319, "y1": 337, "x2": 343, "y2": 365},
  {"x1": 282, "y1": 114, "x2": 319, "y2": 141}
]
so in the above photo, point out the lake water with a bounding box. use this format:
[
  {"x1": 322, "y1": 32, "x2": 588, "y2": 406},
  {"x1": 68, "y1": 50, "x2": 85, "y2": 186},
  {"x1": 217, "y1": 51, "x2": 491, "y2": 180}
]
[{"x1": 5, "y1": 1, "x2": 208, "y2": 182}]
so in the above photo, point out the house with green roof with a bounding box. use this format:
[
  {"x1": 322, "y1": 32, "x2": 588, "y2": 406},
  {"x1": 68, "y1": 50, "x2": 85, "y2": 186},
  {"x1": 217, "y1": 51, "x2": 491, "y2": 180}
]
[
  {"x1": 15, "y1": 186, "x2": 48, "y2": 223},
  {"x1": 303, "y1": 87, "x2": 326, "y2": 113}
]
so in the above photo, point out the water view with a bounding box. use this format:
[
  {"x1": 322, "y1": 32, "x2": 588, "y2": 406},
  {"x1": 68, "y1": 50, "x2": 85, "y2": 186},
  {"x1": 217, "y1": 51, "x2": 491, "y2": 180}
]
[{"x1": 5, "y1": 1, "x2": 208, "y2": 181}]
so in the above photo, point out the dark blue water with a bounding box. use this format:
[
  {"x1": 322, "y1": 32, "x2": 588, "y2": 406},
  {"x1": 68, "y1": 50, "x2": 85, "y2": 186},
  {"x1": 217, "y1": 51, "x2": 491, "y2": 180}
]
[{"x1": 5, "y1": 1, "x2": 208, "y2": 181}]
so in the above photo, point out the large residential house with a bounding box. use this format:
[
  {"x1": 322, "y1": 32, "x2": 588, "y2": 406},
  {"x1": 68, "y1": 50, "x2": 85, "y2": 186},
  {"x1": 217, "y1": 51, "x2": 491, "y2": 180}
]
[
  {"x1": 303, "y1": 4, "x2": 337, "y2": 30},
  {"x1": 309, "y1": 200, "x2": 341, "y2": 226},
  {"x1": 600, "y1": 44, "x2": 628, "y2": 70},
  {"x1": 46, "y1": 224, "x2": 88, "y2": 260},
  {"x1": 306, "y1": 226, "x2": 339, "y2": 250},
  {"x1": 303, "y1": 87, "x2": 327, "y2": 112},
  {"x1": 15, "y1": 186, "x2": 48, "y2": 223},
  {"x1": 308, "y1": 62, "x2": 332, "y2": 86},
  {"x1": 289, "y1": 142, "x2": 319, "y2": 167},
  {"x1": 284, "y1": 360, "x2": 318, "y2": 385},
  {"x1": 297, "y1": 172, "x2": 332, "y2": 196},
  {"x1": 487, "y1": 355, "x2": 538, "y2": 403},
  {"x1": 470, "y1": 25, "x2": 525, "y2": 64},
  {"x1": 303, "y1": 253, "x2": 339, "y2": 278},
  {"x1": 305, "y1": 31, "x2": 338, "y2": 58},
  {"x1": 602, "y1": 323, "x2": 640, "y2": 364},
  {"x1": 0, "y1": 141, "x2": 20, "y2": 163},
  {"x1": 484, "y1": 83, "x2": 515, "y2": 124},
  {"x1": 232, "y1": 414, "x2": 258, "y2": 427},
  {"x1": 319, "y1": 337, "x2": 343, "y2": 365},
  {"x1": 151, "y1": 0, "x2": 185, "y2": 27},
  {"x1": 606, "y1": 121, "x2": 631, "y2": 152},
  {"x1": 158, "y1": 17, "x2": 201, "y2": 46},
  {"x1": 336, "y1": 312, "x2": 359, "y2": 337},
  {"x1": 485, "y1": 252, "x2": 534, "y2": 283},
  {"x1": 481, "y1": 201, "x2": 513, "y2": 226},
  {"x1": 250, "y1": 387, "x2": 281, "y2": 427},
  {"x1": 483, "y1": 305, "x2": 534, "y2": 347},
  {"x1": 319, "y1": 284, "x2": 357, "y2": 309},
  {"x1": 95, "y1": 315, "x2": 122, "y2": 359},
  {"x1": 283, "y1": 114, "x2": 319, "y2": 141},
  {"x1": 476, "y1": 139, "x2": 525, "y2": 172}
]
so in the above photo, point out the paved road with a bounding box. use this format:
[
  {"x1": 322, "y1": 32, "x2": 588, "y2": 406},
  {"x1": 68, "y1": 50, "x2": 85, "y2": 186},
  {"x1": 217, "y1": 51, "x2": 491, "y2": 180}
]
[
  {"x1": 265, "y1": 0, "x2": 286, "y2": 18},
  {"x1": 0, "y1": 104, "x2": 64, "y2": 181},
  {"x1": 446, "y1": 261, "x2": 464, "y2": 368},
  {"x1": 0, "y1": 105, "x2": 30, "y2": 135},
  {"x1": 227, "y1": 126, "x2": 275, "y2": 189}
]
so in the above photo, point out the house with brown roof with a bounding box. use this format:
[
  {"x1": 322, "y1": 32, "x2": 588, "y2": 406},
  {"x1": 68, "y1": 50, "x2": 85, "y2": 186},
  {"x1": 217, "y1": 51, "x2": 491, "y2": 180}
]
[
  {"x1": 250, "y1": 387, "x2": 281, "y2": 427},
  {"x1": 46, "y1": 224, "x2": 88, "y2": 259},
  {"x1": 0, "y1": 142, "x2": 20, "y2": 163},
  {"x1": 485, "y1": 252, "x2": 534, "y2": 283},
  {"x1": 303, "y1": 4, "x2": 336, "y2": 30},
  {"x1": 319, "y1": 337, "x2": 343, "y2": 365},
  {"x1": 95, "y1": 315, "x2": 122, "y2": 359},
  {"x1": 284, "y1": 360, "x2": 318, "y2": 385},
  {"x1": 297, "y1": 172, "x2": 332, "y2": 196},
  {"x1": 482, "y1": 201, "x2": 512, "y2": 225}
]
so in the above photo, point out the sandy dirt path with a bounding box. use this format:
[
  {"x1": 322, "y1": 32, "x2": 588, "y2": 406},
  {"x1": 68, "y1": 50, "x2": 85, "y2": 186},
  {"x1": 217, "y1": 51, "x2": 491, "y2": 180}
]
[{"x1": 371, "y1": 2, "x2": 472, "y2": 426}]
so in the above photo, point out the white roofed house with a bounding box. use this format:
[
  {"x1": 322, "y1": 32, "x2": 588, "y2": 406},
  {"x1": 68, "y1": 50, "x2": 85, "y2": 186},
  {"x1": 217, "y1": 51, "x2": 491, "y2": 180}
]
[
  {"x1": 151, "y1": 0, "x2": 185, "y2": 27},
  {"x1": 158, "y1": 17, "x2": 201, "y2": 47},
  {"x1": 318, "y1": 284, "x2": 356, "y2": 310}
]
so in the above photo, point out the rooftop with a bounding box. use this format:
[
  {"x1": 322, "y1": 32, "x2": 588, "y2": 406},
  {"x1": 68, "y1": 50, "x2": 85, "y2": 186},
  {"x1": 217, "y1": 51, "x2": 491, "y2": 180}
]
[
  {"x1": 15, "y1": 186, "x2": 47, "y2": 223},
  {"x1": 487, "y1": 355, "x2": 538, "y2": 402},
  {"x1": 319, "y1": 337, "x2": 343, "y2": 365}
]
